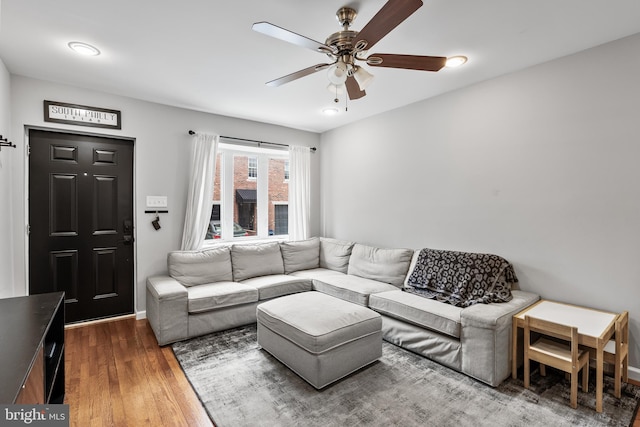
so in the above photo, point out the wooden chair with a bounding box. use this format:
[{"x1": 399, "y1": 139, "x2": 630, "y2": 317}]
[
  {"x1": 523, "y1": 315, "x2": 589, "y2": 409},
  {"x1": 603, "y1": 311, "x2": 629, "y2": 398}
]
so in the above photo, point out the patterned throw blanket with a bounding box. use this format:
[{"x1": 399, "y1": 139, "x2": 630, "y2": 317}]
[{"x1": 404, "y1": 249, "x2": 516, "y2": 308}]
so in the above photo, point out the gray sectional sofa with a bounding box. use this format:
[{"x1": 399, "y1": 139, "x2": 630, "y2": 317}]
[{"x1": 146, "y1": 237, "x2": 539, "y2": 387}]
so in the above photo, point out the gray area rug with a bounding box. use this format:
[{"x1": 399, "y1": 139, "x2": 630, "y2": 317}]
[{"x1": 172, "y1": 325, "x2": 639, "y2": 427}]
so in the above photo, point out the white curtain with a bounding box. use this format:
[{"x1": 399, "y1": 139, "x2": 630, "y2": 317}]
[
  {"x1": 288, "y1": 145, "x2": 311, "y2": 240},
  {"x1": 181, "y1": 132, "x2": 218, "y2": 250}
]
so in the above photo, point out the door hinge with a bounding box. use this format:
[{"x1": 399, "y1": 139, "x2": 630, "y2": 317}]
[
  {"x1": 26, "y1": 145, "x2": 31, "y2": 156},
  {"x1": 27, "y1": 224, "x2": 30, "y2": 235}
]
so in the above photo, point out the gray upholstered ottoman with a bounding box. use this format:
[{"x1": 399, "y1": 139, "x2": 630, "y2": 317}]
[{"x1": 257, "y1": 291, "x2": 382, "y2": 389}]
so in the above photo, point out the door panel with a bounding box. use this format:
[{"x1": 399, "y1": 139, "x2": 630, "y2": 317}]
[
  {"x1": 29, "y1": 129, "x2": 134, "y2": 323},
  {"x1": 93, "y1": 247, "x2": 117, "y2": 298},
  {"x1": 50, "y1": 250, "x2": 79, "y2": 303},
  {"x1": 93, "y1": 176, "x2": 118, "y2": 234},
  {"x1": 50, "y1": 174, "x2": 78, "y2": 236}
]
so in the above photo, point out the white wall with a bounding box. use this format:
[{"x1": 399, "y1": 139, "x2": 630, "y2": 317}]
[
  {"x1": 6, "y1": 75, "x2": 320, "y2": 314},
  {"x1": 321, "y1": 33, "x2": 640, "y2": 370},
  {"x1": 0, "y1": 57, "x2": 13, "y2": 297}
]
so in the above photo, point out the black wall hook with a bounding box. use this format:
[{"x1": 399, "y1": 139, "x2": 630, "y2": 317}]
[{"x1": 0, "y1": 135, "x2": 16, "y2": 151}]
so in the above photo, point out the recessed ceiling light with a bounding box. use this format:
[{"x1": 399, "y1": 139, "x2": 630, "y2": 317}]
[
  {"x1": 322, "y1": 108, "x2": 339, "y2": 116},
  {"x1": 68, "y1": 41, "x2": 101, "y2": 56},
  {"x1": 445, "y1": 56, "x2": 467, "y2": 68}
]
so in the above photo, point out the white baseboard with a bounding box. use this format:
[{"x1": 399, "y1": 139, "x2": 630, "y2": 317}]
[
  {"x1": 628, "y1": 366, "x2": 640, "y2": 383},
  {"x1": 136, "y1": 310, "x2": 147, "y2": 320}
]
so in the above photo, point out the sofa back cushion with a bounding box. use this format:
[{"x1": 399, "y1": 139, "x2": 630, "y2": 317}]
[
  {"x1": 348, "y1": 244, "x2": 414, "y2": 287},
  {"x1": 280, "y1": 237, "x2": 320, "y2": 274},
  {"x1": 168, "y1": 246, "x2": 233, "y2": 286},
  {"x1": 319, "y1": 237, "x2": 355, "y2": 274},
  {"x1": 231, "y1": 242, "x2": 284, "y2": 281}
]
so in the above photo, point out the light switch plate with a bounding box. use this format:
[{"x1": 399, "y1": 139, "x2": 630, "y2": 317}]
[{"x1": 146, "y1": 196, "x2": 168, "y2": 208}]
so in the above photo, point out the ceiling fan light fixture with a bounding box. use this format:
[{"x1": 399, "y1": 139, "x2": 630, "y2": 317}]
[
  {"x1": 68, "y1": 41, "x2": 100, "y2": 56},
  {"x1": 327, "y1": 83, "x2": 346, "y2": 95},
  {"x1": 445, "y1": 56, "x2": 467, "y2": 68},
  {"x1": 255, "y1": 2, "x2": 453, "y2": 102},
  {"x1": 353, "y1": 67, "x2": 374, "y2": 90},
  {"x1": 327, "y1": 61, "x2": 348, "y2": 85},
  {"x1": 322, "y1": 108, "x2": 340, "y2": 116}
]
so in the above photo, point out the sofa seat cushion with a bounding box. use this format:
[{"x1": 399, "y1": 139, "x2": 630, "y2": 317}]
[
  {"x1": 289, "y1": 268, "x2": 346, "y2": 280},
  {"x1": 369, "y1": 290, "x2": 463, "y2": 339},
  {"x1": 186, "y1": 281, "x2": 258, "y2": 313},
  {"x1": 168, "y1": 246, "x2": 233, "y2": 286},
  {"x1": 257, "y1": 291, "x2": 381, "y2": 354},
  {"x1": 312, "y1": 275, "x2": 398, "y2": 306},
  {"x1": 231, "y1": 242, "x2": 284, "y2": 281},
  {"x1": 348, "y1": 244, "x2": 414, "y2": 287},
  {"x1": 240, "y1": 275, "x2": 312, "y2": 300}
]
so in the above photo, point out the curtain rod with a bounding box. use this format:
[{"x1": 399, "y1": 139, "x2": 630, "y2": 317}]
[{"x1": 188, "y1": 130, "x2": 316, "y2": 152}]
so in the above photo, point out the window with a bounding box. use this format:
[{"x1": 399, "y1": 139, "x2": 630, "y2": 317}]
[
  {"x1": 269, "y1": 158, "x2": 288, "y2": 236},
  {"x1": 248, "y1": 156, "x2": 257, "y2": 179},
  {"x1": 204, "y1": 143, "x2": 288, "y2": 241},
  {"x1": 234, "y1": 154, "x2": 257, "y2": 235},
  {"x1": 273, "y1": 204, "x2": 288, "y2": 235}
]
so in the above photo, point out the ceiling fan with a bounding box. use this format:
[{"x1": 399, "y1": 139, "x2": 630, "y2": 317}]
[{"x1": 252, "y1": 0, "x2": 458, "y2": 101}]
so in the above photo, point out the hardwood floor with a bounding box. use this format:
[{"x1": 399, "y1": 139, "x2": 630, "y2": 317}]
[
  {"x1": 64, "y1": 317, "x2": 213, "y2": 427},
  {"x1": 64, "y1": 316, "x2": 639, "y2": 426}
]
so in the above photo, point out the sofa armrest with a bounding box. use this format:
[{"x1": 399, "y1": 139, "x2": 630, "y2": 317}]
[
  {"x1": 459, "y1": 290, "x2": 540, "y2": 386},
  {"x1": 146, "y1": 276, "x2": 189, "y2": 345},
  {"x1": 460, "y1": 290, "x2": 540, "y2": 330}
]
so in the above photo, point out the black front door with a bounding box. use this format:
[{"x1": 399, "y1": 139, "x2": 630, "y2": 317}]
[{"x1": 28, "y1": 129, "x2": 134, "y2": 323}]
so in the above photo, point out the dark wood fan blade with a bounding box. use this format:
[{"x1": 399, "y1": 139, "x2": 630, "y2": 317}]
[
  {"x1": 367, "y1": 54, "x2": 446, "y2": 71},
  {"x1": 354, "y1": 0, "x2": 423, "y2": 51},
  {"x1": 266, "y1": 63, "x2": 332, "y2": 87},
  {"x1": 345, "y1": 75, "x2": 366, "y2": 100},
  {"x1": 253, "y1": 22, "x2": 334, "y2": 54}
]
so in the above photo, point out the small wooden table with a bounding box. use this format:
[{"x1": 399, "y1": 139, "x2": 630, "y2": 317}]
[{"x1": 512, "y1": 299, "x2": 618, "y2": 413}]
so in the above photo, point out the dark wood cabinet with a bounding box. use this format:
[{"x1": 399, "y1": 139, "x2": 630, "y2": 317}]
[{"x1": 0, "y1": 292, "x2": 65, "y2": 404}]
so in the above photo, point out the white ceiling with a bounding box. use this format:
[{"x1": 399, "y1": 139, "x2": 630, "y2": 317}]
[{"x1": 1, "y1": 0, "x2": 640, "y2": 133}]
